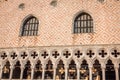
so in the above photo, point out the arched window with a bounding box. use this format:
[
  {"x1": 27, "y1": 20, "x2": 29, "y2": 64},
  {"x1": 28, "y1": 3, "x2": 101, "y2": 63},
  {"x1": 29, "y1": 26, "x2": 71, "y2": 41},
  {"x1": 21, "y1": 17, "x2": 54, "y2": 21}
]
[
  {"x1": 74, "y1": 12, "x2": 93, "y2": 33},
  {"x1": 21, "y1": 16, "x2": 39, "y2": 36}
]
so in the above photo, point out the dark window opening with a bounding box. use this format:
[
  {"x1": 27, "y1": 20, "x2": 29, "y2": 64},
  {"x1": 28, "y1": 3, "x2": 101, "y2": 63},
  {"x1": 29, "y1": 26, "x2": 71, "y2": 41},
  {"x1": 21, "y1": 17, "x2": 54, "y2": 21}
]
[{"x1": 74, "y1": 12, "x2": 93, "y2": 33}]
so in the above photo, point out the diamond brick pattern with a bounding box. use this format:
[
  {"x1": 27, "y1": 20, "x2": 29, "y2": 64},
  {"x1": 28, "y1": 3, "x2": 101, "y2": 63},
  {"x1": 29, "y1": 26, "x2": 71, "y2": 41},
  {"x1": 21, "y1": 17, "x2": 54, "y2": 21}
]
[{"x1": 0, "y1": 0, "x2": 119, "y2": 48}]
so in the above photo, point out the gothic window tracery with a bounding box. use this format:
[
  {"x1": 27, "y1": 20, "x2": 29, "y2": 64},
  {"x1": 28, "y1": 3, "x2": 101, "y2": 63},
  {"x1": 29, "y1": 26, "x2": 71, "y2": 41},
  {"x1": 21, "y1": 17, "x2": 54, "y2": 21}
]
[
  {"x1": 63, "y1": 50, "x2": 71, "y2": 58},
  {"x1": 111, "y1": 49, "x2": 120, "y2": 58},
  {"x1": 87, "y1": 50, "x2": 94, "y2": 58},
  {"x1": 21, "y1": 52, "x2": 28, "y2": 59},
  {"x1": 99, "y1": 50, "x2": 107, "y2": 58},
  {"x1": 52, "y1": 51, "x2": 59, "y2": 58},
  {"x1": 1, "y1": 52, "x2": 7, "y2": 60},
  {"x1": 41, "y1": 51, "x2": 49, "y2": 59},
  {"x1": 74, "y1": 50, "x2": 82, "y2": 58},
  {"x1": 31, "y1": 51, "x2": 38, "y2": 59},
  {"x1": 10, "y1": 52, "x2": 17, "y2": 59}
]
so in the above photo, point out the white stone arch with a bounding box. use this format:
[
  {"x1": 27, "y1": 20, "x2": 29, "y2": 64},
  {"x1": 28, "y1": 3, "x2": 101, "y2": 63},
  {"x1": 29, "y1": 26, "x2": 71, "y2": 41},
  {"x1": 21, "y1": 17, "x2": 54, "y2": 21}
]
[
  {"x1": 22, "y1": 59, "x2": 34, "y2": 68},
  {"x1": 79, "y1": 58, "x2": 90, "y2": 69},
  {"x1": 67, "y1": 57, "x2": 78, "y2": 65},
  {"x1": 43, "y1": 58, "x2": 54, "y2": 70},
  {"x1": 33, "y1": 57, "x2": 42, "y2": 66},
  {"x1": 92, "y1": 56, "x2": 102, "y2": 65},
  {"x1": 1, "y1": 60, "x2": 10, "y2": 67},
  {"x1": 72, "y1": 10, "x2": 94, "y2": 33},
  {"x1": 78, "y1": 57, "x2": 85, "y2": 65},
  {"x1": 55, "y1": 57, "x2": 66, "y2": 66},
  {"x1": 19, "y1": 14, "x2": 40, "y2": 36},
  {"x1": 104, "y1": 57, "x2": 115, "y2": 66}
]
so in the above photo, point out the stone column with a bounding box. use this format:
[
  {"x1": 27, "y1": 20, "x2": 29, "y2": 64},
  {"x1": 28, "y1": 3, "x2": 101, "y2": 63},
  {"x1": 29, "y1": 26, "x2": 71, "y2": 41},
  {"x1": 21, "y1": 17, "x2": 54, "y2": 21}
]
[
  {"x1": 65, "y1": 65, "x2": 68, "y2": 80},
  {"x1": 9, "y1": 66, "x2": 14, "y2": 80},
  {"x1": 20, "y1": 66, "x2": 24, "y2": 80},
  {"x1": 31, "y1": 66, "x2": 35, "y2": 80},
  {"x1": 102, "y1": 67, "x2": 105, "y2": 80},
  {"x1": 77, "y1": 66, "x2": 80, "y2": 80},
  {"x1": 42, "y1": 65, "x2": 45, "y2": 80},
  {"x1": 53, "y1": 66, "x2": 57, "y2": 80},
  {"x1": 0, "y1": 66, "x2": 3, "y2": 80},
  {"x1": 115, "y1": 67, "x2": 119, "y2": 80},
  {"x1": 89, "y1": 66, "x2": 92, "y2": 80}
]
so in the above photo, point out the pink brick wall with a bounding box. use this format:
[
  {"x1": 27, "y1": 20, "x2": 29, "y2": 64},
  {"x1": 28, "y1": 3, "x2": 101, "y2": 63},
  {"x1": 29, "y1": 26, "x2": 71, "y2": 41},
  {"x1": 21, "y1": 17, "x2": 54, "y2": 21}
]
[{"x1": 0, "y1": 0, "x2": 119, "y2": 48}]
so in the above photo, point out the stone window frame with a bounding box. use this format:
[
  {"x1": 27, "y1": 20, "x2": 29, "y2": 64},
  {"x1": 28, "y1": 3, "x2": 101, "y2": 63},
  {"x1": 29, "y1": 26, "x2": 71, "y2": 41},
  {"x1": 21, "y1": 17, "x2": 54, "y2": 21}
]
[
  {"x1": 20, "y1": 15, "x2": 39, "y2": 36},
  {"x1": 73, "y1": 12, "x2": 93, "y2": 34}
]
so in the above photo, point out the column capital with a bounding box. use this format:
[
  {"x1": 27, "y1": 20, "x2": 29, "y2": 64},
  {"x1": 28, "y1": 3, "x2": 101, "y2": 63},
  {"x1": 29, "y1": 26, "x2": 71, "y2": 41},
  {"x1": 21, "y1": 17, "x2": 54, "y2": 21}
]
[
  {"x1": 114, "y1": 64, "x2": 119, "y2": 69},
  {"x1": 115, "y1": 67, "x2": 119, "y2": 70},
  {"x1": 42, "y1": 65, "x2": 46, "y2": 69},
  {"x1": 31, "y1": 66, "x2": 35, "y2": 69},
  {"x1": 53, "y1": 66, "x2": 57, "y2": 69},
  {"x1": 89, "y1": 66, "x2": 93, "y2": 68},
  {"x1": 10, "y1": 65, "x2": 14, "y2": 69},
  {"x1": 21, "y1": 65, "x2": 25, "y2": 69},
  {"x1": 101, "y1": 67, "x2": 106, "y2": 69},
  {"x1": 0, "y1": 65, "x2": 3, "y2": 69},
  {"x1": 65, "y1": 65, "x2": 69, "y2": 69}
]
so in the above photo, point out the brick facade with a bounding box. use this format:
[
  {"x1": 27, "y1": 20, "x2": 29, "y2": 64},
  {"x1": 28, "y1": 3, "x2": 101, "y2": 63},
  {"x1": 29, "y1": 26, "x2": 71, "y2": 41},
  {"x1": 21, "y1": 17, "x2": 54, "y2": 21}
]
[
  {"x1": 0, "y1": 0, "x2": 119, "y2": 48},
  {"x1": 0, "y1": 0, "x2": 120, "y2": 80}
]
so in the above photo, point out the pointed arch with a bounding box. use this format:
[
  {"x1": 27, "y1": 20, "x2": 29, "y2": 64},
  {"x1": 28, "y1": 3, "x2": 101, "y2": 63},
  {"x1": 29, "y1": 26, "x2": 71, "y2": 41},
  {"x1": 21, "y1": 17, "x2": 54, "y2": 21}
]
[
  {"x1": 34, "y1": 60, "x2": 42, "y2": 79},
  {"x1": 2, "y1": 61, "x2": 10, "y2": 79},
  {"x1": 93, "y1": 59, "x2": 102, "y2": 80},
  {"x1": 68, "y1": 59, "x2": 77, "y2": 79},
  {"x1": 12, "y1": 61, "x2": 21, "y2": 79},
  {"x1": 23, "y1": 60, "x2": 31, "y2": 79},
  {"x1": 56, "y1": 59, "x2": 65, "y2": 79},
  {"x1": 80, "y1": 59, "x2": 89, "y2": 80},
  {"x1": 45, "y1": 60, "x2": 53, "y2": 79},
  {"x1": 105, "y1": 59, "x2": 115, "y2": 80}
]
